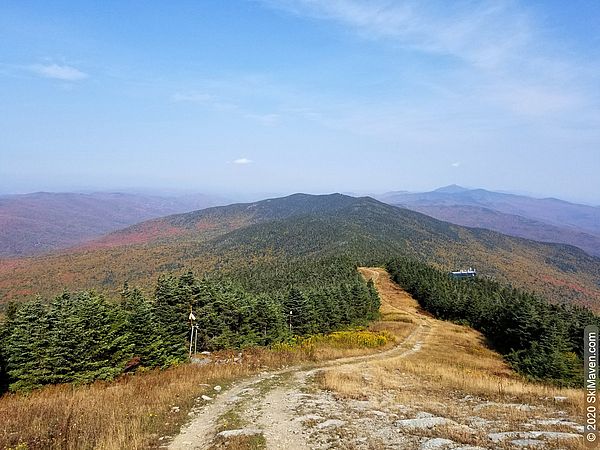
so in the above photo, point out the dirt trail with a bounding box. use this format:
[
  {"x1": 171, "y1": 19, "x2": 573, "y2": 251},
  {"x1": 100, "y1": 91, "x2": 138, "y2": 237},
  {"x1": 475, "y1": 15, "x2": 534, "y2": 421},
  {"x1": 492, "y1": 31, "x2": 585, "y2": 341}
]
[
  {"x1": 168, "y1": 268, "x2": 432, "y2": 449},
  {"x1": 168, "y1": 268, "x2": 583, "y2": 450}
]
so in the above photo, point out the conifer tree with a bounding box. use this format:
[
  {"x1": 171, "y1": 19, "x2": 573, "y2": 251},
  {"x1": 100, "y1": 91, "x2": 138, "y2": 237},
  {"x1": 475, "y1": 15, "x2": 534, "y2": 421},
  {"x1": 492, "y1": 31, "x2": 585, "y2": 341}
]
[
  {"x1": 155, "y1": 275, "x2": 188, "y2": 359},
  {"x1": 121, "y1": 287, "x2": 168, "y2": 367},
  {"x1": 253, "y1": 294, "x2": 286, "y2": 345},
  {"x1": 60, "y1": 292, "x2": 132, "y2": 383},
  {"x1": 0, "y1": 303, "x2": 17, "y2": 392},
  {"x1": 367, "y1": 278, "x2": 381, "y2": 319},
  {"x1": 5, "y1": 298, "x2": 53, "y2": 390},
  {"x1": 285, "y1": 288, "x2": 316, "y2": 335}
]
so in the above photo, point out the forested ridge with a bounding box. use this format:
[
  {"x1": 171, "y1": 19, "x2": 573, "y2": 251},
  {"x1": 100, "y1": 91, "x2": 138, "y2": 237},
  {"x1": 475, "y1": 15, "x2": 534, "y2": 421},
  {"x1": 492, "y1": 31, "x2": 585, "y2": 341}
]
[
  {"x1": 2, "y1": 194, "x2": 599, "y2": 308},
  {"x1": 1, "y1": 193, "x2": 599, "y2": 392},
  {"x1": 2, "y1": 252, "x2": 598, "y2": 392},
  {"x1": 0, "y1": 257, "x2": 379, "y2": 392},
  {"x1": 387, "y1": 258, "x2": 598, "y2": 386}
]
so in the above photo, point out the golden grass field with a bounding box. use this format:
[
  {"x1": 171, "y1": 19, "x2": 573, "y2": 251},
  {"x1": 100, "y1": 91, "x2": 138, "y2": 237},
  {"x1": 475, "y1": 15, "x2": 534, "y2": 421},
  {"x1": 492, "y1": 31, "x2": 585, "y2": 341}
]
[
  {"x1": 0, "y1": 322, "x2": 392, "y2": 449},
  {"x1": 314, "y1": 268, "x2": 586, "y2": 449}
]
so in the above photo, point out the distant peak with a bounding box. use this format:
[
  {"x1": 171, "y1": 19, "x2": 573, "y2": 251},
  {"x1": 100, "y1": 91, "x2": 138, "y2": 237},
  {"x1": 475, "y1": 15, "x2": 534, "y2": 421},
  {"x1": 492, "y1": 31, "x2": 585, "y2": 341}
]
[{"x1": 434, "y1": 184, "x2": 469, "y2": 194}]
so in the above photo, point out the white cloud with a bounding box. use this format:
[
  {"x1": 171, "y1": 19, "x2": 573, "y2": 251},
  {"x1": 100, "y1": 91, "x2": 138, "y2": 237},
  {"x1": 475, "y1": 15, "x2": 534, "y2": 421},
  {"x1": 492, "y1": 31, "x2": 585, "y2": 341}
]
[
  {"x1": 172, "y1": 89, "x2": 279, "y2": 123},
  {"x1": 232, "y1": 158, "x2": 253, "y2": 165},
  {"x1": 30, "y1": 63, "x2": 88, "y2": 81},
  {"x1": 451, "y1": 162, "x2": 461, "y2": 167},
  {"x1": 171, "y1": 91, "x2": 241, "y2": 112},
  {"x1": 261, "y1": 0, "x2": 597, "y2": 121},
  {"x1": 263, "y1": 0, "x2": 531, "y2": 69}
]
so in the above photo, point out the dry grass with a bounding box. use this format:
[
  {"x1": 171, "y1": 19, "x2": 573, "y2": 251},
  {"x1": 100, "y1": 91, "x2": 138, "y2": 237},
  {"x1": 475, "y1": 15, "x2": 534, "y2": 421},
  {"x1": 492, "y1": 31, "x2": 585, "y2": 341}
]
[
  {"x1": 319, "y1": 268, "x2": 587, "y2": 449},
  {"x1": 0, "y1": 357, "x2": 249, "y2": 450},
  {"x1": 315, "y1": 370, "x2": 368, "y2": 400},
  {"x1": 0, "y1": 332, "x2": 391, "y2": 450},
  {"x1": 1, "y1": 268, "x2": 586, "y2": 449},
  {"x1": 377, "y1": 315, "x2": 583, "y2": 415}
]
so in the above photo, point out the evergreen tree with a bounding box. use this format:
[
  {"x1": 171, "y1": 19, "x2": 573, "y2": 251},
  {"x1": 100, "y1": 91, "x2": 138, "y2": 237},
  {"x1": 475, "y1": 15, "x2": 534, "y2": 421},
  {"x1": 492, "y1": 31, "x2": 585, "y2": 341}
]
[
  {"x1": 121, "y1": 287, "x2": 169, "y2": 367},
  {"x1": 0, "y1": 302, "x2": 18, "y2": 393},
  {"x1": 5, "y1": 298, "x2": 54, "y2": 390},
  {"x1": 154, "y1": 275, "x2": 188, "y2": 360},
  {"x1": 387, "y1": 257, "x2": 594, "y2": 387},
  {"x1": 285, "y1": 288, "x2": 316, "y2": 335},
  {"x1": 252, "y1": 294, "x2": 286, "y2": 345},
  {"x1": 58, "y1": 292, "x2": 132, "y2": 383},
  {"x1": 366, "y1": 279, "x2": 381, "y2": 320}
]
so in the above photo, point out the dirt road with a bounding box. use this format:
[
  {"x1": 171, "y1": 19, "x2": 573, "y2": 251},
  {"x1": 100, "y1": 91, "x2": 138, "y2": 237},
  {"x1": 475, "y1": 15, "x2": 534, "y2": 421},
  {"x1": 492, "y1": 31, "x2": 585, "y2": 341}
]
[
  {"x1": 168, "y1": 268, "x2": 432, "y2": 449},
  {"x1": 168, "y1": 268, "x2": 583, "y2": 450}
]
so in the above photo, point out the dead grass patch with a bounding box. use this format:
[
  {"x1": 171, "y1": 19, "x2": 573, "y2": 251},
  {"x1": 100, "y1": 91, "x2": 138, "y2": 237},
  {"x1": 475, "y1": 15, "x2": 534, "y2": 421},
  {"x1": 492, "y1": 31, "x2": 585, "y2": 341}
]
[
  {"x1": 0, "y1": 330, "x2": 392, "y2": 450},
  {"x1": 316, "y1": 370, "x2": 368, "y2": 400}
]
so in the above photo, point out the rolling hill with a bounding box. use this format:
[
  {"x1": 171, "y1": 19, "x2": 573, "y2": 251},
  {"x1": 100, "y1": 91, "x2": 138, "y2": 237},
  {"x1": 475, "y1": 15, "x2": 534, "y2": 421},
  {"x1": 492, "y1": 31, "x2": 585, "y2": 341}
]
[
  {"x1": 378, "y1": 185, "x2": 600, "y2": 256},
  {"x1": 402, "y1": 204, "x2": 600, "y2": 257},
  {"x1": 0, "y1": 191, "x2": 227, "y2": 257},
  {"x1": 0, "y1": 193, "x2": 599, "y2": 308}
]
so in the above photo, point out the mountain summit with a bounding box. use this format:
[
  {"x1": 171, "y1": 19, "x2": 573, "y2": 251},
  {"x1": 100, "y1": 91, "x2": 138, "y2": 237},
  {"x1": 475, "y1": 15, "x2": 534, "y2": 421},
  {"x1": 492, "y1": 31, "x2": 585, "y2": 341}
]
[
  {"x1": 433, "y1": 184, "x2": 470, "y2": 194},
  {"x1": 0, "y1": 193, "x2": 599, "y2": 308},
  {"x1": 377, "y1": 186, "x2": 600, "y2": 257}
]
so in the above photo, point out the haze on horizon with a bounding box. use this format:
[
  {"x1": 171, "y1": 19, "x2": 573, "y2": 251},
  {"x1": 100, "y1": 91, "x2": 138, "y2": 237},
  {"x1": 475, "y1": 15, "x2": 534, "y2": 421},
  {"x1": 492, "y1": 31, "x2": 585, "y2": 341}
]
[{"x1": 1, "y1": 1, "x2": 599, "y2": 204}]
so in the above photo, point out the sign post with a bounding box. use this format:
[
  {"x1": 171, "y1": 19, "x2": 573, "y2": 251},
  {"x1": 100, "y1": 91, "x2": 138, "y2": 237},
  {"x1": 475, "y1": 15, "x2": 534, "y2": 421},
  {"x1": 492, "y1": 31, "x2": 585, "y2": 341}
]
[{"x1": 189, "y1": 307, "x2": 197, "y2": 358}]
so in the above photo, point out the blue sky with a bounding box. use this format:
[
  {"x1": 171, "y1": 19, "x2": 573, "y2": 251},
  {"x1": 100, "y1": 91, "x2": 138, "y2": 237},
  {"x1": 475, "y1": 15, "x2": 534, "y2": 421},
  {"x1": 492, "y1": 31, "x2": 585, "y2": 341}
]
[{"x1": 1, "y1": 1, "x2": 599, "y2": 203}]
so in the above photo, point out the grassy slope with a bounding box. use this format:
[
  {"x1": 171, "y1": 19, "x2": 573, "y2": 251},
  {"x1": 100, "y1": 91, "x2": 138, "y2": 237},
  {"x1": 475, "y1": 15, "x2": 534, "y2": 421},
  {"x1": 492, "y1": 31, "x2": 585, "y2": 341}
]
[
  {"x1": 0, "y1": 268, "x2": 583, "y2": 450},
  {"x1": 320, "y1": 268, "x2": 584, "y2": 449},
  {"x1": 0, "y1": 194, "x2": 599, "y2": 308}
]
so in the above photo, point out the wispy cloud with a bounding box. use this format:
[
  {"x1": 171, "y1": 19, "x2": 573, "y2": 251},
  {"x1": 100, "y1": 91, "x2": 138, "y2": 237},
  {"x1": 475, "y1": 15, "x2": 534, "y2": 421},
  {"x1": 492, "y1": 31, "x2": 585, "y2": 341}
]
[
  {"x1": 261, "y1": 0, "x2": 597, "y2": 121},
  {"x1": 30, "y1": 63, "x2": 88, "y2": 81},
  {"x1": 263, "y1": 0, "x2": 531, "y2": 69},
  {"x1": 172, "y1": 90, "x2": 240, "y2": 111},
  {"x1": 451, "y1": 162, "x2": 461, "y2": 168},
  {"x1": 232, "y1": 158, "x2": 253, "y2": 165},
  {"x1": 172, "y1": 88, "x2": 280, "y2": 124}
]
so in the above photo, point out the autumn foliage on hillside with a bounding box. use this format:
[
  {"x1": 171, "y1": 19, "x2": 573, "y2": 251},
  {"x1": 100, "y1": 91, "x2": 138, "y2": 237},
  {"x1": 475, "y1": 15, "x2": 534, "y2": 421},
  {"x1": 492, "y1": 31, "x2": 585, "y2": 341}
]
[{"x1": 1, "y1": 194, "x2": 599, "y2": 312}]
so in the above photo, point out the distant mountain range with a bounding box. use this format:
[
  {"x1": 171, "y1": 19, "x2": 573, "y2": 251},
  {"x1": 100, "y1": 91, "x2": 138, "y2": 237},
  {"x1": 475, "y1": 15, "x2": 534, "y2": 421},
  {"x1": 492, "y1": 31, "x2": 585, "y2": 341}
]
[
  {"x1": 0, "y1": 192, "x2": 228, "y2": 257},
  {"x1": 377, "y1": 185, "x2": 600, "y2": 257},
  {"x1": 0, "y1": 193, "x2": 598, "y2": 309}
]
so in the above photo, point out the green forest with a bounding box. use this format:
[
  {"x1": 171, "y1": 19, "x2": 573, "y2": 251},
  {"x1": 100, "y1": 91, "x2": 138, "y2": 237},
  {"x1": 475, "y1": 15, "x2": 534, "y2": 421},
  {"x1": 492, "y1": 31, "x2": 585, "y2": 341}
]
[
  {"x1": 0, "y1": 257, "x2": 380, "y2": 392},
  {"x1": 1, "y1": 249, "x2": 598, "y2": 393},
  {"x1": 387, "y1": 258, "x2": 598, "y2": 386}
]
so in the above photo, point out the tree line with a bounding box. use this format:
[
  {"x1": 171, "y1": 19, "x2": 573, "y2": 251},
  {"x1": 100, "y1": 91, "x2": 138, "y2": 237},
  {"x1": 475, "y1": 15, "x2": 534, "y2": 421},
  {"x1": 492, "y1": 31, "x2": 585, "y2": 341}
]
[
  {"x1": 0, "y1": 259, "x2": 379, "y2": 392},
  {"x1": 387, "y1": 257, "x2": 597, "y2": 386}
]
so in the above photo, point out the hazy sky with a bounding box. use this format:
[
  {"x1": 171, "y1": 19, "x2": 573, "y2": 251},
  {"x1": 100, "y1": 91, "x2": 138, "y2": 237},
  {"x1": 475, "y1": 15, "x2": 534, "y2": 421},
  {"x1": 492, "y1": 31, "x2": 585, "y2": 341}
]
[{"x1": 1, "y1": 1, "x2": 599, "y2": 203}]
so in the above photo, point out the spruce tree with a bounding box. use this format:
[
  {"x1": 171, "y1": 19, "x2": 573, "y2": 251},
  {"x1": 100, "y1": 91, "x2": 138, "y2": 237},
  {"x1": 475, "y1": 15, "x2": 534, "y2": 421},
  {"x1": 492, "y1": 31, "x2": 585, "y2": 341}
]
[
  {"x1": 5, "y1": 298, "x2": 53, "y2": 390},
  {"x1": 121, "y1": 287, "x2": 168, "y2": 368},
  {"x1": 155, "y1": 275, "x2": 188, "y2": 360},
  {"x1": 285, "y1": 288, "x2": 316, "y2": 336}
]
